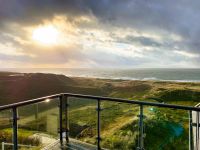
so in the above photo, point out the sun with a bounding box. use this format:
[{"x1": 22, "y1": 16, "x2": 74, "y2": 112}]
[{"x1": 32, "y1": 25, "x2": 59, "y2": 45}]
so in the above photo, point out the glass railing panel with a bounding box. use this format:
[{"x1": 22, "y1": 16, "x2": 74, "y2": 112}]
[
  {"x1": 68, "y1": 97, "x2": 97, "y2": 147},
  {"x1": 100, "y1": 101, "x2": 140, "y2": 150},
  {"x1": 143, "y1": 106, "x2": 189, "y2": 150},
  {"x1": 17, "y1": 98, "x2": 59, "y2": 149},
  {"x1": 0, "y1": 109, "x2": 13, "y2": 150}
]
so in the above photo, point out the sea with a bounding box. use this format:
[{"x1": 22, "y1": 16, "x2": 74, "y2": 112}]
[{"x1": 1, "y1": 68, "x2": 200, "y2": 82}]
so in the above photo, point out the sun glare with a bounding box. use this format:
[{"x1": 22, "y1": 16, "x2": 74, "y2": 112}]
[{"x1": 32, "y1": 25, "x2": 59, "y2": 45}]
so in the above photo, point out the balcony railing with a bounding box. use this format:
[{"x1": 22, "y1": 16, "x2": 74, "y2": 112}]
[{"x1": 0, "y1": 93, "x2": 199, "y2": 150}]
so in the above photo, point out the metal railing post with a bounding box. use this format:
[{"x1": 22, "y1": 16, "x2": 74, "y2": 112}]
[
  {"x1": 189, "y1": 110, "x2": 193, "y2": 150},
  {"x1": 97, "y1": 99, "x2": 101, "y2": 150},
  {"x1": 12, "y1": 107, "x2": 18, "y2": 150},
  {"x1": 197, "y1": 111, "x2": 199, "y2": 150},
  {"x1": 137, "y1": 104, "x2": 144, "y2": 150},
  {"x1": 65, "y1": 96, "x2": 69, "y2": 144},
  {"x1": 59, "y1": 95, "x2": 63, "y2": 147}
]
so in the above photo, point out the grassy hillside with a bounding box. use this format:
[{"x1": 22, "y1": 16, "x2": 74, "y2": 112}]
[
  {"x1": 0, "y1": 72, "x2": 104, "y2": 105},
  {"x1": 1, "y1": 72, "x2": 200, "y2": 105},
  {"x1": 74, "y1": 77, "x2": 200, "y2": 105}
]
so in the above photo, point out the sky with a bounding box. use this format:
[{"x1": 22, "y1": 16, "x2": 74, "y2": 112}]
[{"x1": 0, "y1": 0, "x2": 200, "y2": 68}]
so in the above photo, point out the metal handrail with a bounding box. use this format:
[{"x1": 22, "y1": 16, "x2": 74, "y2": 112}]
[
  {"x1": 0, "y1": 93, "x2": 200, "y2": 111},
  {"x1": 0, "y1": 93, "x2": 61, "y2": 111},
  {"x1": 63, "y1": 93, "x2": 200, "y2": 111},
  {"x1": 0, "y1": 93, "x2": 199, "y2": 150}
]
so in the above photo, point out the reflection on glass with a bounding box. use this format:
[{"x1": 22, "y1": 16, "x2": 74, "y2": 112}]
[
  {"x1": 143, "y1": 106, "x2": 189, "y2": 150},
  {"x1": 68, "y1": 97, "x2": 97, "y2": 146},
  {"x1": 17, "y1": 98, "x2": 59, "y2": 149},
  {"x1": 0, "y1": 109, "x2": 13, "y2": 149}
]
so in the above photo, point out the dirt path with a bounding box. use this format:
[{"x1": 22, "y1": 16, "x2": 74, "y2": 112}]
[
  {"x1": 69, "y1": 105, "x2": 96, "y2": 113},
  {"x1": 101, "y1": 116, "x2": 138, "y2": 137}
]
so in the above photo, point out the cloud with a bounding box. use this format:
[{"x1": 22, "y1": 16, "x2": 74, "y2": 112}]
[
  {"x1": 174, "y1": 50, "x2": 199, "y2": 58},
  {"x1": 1, "y1": 0, "x2": 200, "y2": 68},
  {"x1": 0, "y1": 0, "x2": 89, "y2": 25}
]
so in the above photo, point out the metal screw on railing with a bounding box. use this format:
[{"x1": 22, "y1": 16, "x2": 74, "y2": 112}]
[{"x1": 96, "y1": 99, "x2": 101, "y2": 150}]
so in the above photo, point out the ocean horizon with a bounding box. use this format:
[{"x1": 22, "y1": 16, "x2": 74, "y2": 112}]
[{"x1": 1, "y1": 68, "x2": 200, "y2": 82}]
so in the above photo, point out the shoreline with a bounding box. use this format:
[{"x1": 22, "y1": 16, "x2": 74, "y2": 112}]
[
  {"x1": 1, "y1": 68, "x2": 200, "y2": 83},
  {"x1": 70, "y1": 75, "x2": 200, "y2": 83}
]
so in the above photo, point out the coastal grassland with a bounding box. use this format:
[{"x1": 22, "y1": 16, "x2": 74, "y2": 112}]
[
  {"x1": 0, "y1": 128, "x2": 41, "y2": 149},
  {"x1": 1, "y1": 72, "x2": 200, "y2": 149},
  {"x1": 67, "y1": 101, "x2": 189, "y2": 149},
  {"x1": 65, "y1": 78, "x2": 200, "y2": 149},
  {"x1": 1, "y1": 72, "x2": 200, "y2": 105}
]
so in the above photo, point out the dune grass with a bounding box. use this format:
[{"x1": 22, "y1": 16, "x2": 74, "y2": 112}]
[{"x1": 1, "y1": 73, "x2": 200, "y2": 149}]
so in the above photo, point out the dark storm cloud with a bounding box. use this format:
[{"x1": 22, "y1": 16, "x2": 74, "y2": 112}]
[
  {"x1": 88, "y1": 0, "x2": 200, "y2": 37},
  {"x1": 87, "y1": 0, "x2": 200, "y2": 56},
  {"x1": 1, "y1": 0, "x2": 200, "y2": 44},
  {"x1": 0, "y1": 0, "x2": 90, "y2": 26}
]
